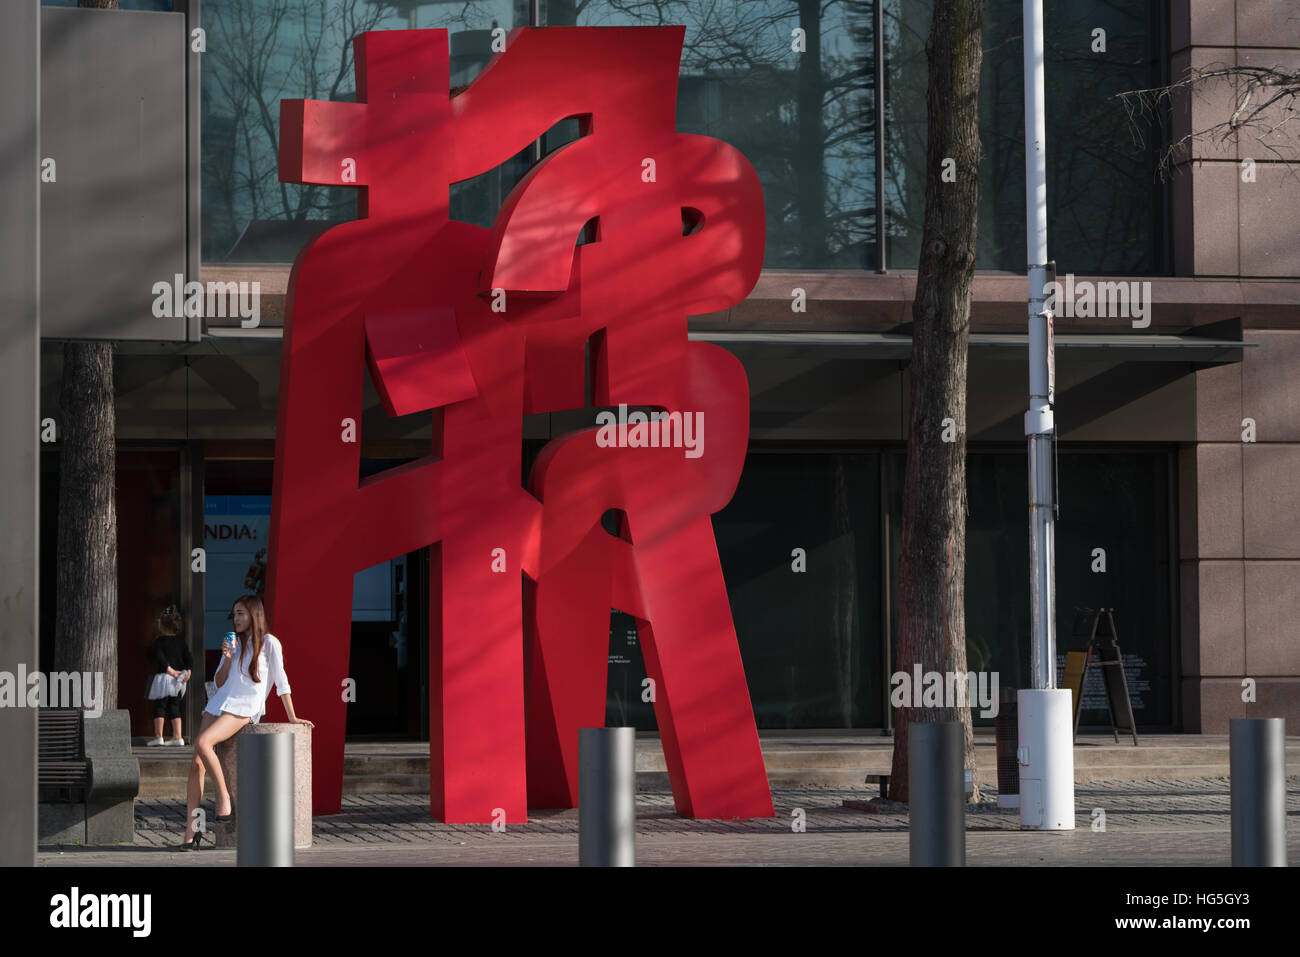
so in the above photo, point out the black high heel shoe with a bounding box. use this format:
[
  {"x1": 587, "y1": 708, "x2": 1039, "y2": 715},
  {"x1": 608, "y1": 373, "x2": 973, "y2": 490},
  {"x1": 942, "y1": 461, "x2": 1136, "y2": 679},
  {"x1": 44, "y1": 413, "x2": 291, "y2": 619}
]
[{"x1": 176, "y1": 831, "x2": 205, "y2": 851}]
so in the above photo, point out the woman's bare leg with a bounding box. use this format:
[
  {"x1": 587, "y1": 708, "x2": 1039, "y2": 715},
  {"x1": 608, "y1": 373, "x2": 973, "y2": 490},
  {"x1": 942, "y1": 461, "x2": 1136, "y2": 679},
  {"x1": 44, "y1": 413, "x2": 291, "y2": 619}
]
[
  {"x1": 185, "y1": 712, "x2": 217, "y2": 841},
  {"x1": 169, "y1": 716, "x2": 183, "y2": 742},
  {"x1": 153, "y1": 716, "x2": 164, "y2": 740},
  {"x1": 195, "y1": 712, "x2": 251, "y2": 819}
]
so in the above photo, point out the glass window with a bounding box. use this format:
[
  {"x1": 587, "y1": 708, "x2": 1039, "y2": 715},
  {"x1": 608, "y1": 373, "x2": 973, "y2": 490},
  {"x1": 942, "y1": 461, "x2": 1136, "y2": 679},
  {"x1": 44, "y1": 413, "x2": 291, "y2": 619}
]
[
  {"x1": 543, "y1": 0, "x2": 876, "y2": 269},
  {"x1": 606, "y1": 451, "x2": 883, "y2": 729},
  {"x1": 203, "y1": 493, "x2": 272, "y2": 647},
  {"x1": 202, "y1": 0, "x2": 522, "y2": 261},
  {"x1": 722, "y1": 452, "x2": 882, "y2": 728},
  {"x1": 201, "y1": 0, "x2": 1166, "y2": 272},
  {"x1": 889, "y1": 450, "x2": 1174, "y2": 728},
  {"x1": 884, "y1": 0, "x2": 1166, "y2": 274},
  {"x1": 1054, "y1": 451, "x2": 1173, "y2": 728}
]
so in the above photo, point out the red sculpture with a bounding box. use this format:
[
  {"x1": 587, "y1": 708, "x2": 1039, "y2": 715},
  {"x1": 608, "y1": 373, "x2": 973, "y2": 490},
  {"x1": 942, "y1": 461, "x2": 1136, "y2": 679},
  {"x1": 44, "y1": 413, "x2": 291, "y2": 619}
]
[{"x1": 266, "y1": 26, "x2": 772, "y2": 822}]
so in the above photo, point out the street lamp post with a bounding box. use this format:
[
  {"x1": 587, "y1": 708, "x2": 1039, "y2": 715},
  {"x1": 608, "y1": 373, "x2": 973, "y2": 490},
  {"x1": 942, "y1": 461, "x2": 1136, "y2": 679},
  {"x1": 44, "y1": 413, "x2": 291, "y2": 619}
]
[{"x1": 1018, "y1": 0, "x2": 1074, "y2": 831}]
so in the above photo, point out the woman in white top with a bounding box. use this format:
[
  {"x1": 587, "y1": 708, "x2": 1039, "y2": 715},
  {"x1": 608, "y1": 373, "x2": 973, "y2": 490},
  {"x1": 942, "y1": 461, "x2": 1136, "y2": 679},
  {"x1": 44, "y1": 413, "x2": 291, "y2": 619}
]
[{"x1": 179, "y1": 593, "x2": 313, "y2": 849}]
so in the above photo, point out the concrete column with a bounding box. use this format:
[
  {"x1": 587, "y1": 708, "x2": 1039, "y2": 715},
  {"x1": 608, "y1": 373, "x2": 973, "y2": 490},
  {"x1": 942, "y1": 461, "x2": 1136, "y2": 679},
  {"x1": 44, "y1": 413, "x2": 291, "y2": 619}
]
[
  {"x1": 215, "y1": 723, "x2": 312, "y2": 849},
  {"x1": 0, "y1": 0, "x2": 40, "y2": 868},
  {"x1": 1171, "y1": 1, "x2": 1300, "y2": 725}
]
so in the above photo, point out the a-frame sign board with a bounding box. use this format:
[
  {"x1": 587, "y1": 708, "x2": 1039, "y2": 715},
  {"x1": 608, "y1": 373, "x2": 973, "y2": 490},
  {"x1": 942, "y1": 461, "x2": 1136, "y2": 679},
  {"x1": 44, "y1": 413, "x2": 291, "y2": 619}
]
[{"x1": 1062, "y1": 607, "x2": 1138, "y2": 745}]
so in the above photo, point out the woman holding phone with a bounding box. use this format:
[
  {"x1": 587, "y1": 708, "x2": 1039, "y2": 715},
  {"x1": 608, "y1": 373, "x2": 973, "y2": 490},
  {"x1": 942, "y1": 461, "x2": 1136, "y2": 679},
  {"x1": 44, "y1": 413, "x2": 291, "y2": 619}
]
[{"x1": 178, "y1": 593, "x2": 313, "y2": 850}]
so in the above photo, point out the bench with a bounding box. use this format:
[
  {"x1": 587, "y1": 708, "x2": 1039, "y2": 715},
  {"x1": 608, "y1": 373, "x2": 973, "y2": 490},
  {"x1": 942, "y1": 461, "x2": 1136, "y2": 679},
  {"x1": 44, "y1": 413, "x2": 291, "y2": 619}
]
[
  {"x1": 39, "y1": 708, "x2": 91, "y2": 803},
  {"x1": 866, "y1": 769, "x2": 974, "y2": 800},
  {"x1": 864, "y1": 773, "x2": 890, "y2": 799},
  {"x1": 38, "y1": 708, "x2": 140, "y2": 845}
]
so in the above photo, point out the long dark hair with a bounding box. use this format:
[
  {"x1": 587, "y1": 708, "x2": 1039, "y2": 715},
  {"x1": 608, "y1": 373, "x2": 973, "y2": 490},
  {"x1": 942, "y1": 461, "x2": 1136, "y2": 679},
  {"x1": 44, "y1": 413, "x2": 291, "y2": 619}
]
[{"x1": 232, "y1": 594, "x2": 268, "y2": 683}]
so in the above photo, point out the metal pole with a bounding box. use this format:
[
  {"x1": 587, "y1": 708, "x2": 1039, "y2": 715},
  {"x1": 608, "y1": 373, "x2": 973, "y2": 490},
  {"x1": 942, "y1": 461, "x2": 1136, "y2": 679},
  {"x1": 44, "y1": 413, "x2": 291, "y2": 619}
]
[
  {"x1": 237, "y1": 734, "x2": 295, "y2": 867},
  {"x1": 1230, "y1": 718, "x2": 1287, "y2": 866},
  {"x1": 909, "y1": 722, "x2": 964, "y2": 866},
  {"x1": 1019, "y1": 0, "x2": 1074, "y2": 832},
  {"x1": 579, "y1": 727, "x2": 636, "y2": 866},
  {"x1": 0, "y1": 0, "x2": 41, "y2": 868},
  {"x1": 1023, "y1": 0, "x2": 1054, "y2": 693}
]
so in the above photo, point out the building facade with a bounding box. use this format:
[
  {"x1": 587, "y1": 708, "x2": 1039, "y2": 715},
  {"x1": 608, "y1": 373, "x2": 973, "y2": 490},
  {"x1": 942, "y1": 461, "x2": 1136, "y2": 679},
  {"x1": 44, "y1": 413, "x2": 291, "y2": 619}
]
[{"x1": 35, "y1": 0, "x2": 1300, "y2": 739}]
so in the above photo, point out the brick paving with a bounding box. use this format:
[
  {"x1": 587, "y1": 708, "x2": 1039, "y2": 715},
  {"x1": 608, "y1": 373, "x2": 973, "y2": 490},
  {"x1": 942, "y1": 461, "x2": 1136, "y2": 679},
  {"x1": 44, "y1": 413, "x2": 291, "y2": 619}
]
[{"x1": 35, "y1": 777, "x2": 1300, "y2": 866}]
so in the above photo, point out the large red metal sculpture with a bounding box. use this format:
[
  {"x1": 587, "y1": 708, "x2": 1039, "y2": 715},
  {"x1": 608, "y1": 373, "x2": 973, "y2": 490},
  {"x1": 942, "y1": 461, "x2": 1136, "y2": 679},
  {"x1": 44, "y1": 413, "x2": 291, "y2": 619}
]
[{"x1": 265, "y1": 26, "x2": 772, "y2": 822}]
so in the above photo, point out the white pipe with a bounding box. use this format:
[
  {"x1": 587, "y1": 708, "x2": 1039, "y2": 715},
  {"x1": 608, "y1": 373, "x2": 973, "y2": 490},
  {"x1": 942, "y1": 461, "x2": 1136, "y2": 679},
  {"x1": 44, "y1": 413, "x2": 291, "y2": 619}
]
[{"x1": 1024, "y1": 0, "x2": 1047, "y2": 268}]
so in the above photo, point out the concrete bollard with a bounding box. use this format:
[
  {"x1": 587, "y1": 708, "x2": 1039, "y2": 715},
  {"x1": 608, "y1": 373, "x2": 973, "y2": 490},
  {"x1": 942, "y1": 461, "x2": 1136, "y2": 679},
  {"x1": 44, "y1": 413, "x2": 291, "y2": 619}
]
[
  {"x1": 909, "y1": 721, "x2": 965, "y2": 866},
  {"x1": 579, "y1": 727, "x2": 636, "y2": 867},
  {"x1": 237, "y1": 733, "x2": 294, "y2": 867},
  {"x1": 1230, "y1": 717, "x2": 1286, "y2": 867},
  {"x1": 214, "y1": 723, "x2": 312, "y2": 849}
]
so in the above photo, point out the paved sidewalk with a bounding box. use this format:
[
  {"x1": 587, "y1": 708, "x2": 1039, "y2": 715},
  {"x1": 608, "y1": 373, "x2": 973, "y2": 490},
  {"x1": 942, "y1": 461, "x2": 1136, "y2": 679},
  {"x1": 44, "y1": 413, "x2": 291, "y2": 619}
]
[{"x1": 38, "y1": 777, "x2": 1300, "y2": 866}]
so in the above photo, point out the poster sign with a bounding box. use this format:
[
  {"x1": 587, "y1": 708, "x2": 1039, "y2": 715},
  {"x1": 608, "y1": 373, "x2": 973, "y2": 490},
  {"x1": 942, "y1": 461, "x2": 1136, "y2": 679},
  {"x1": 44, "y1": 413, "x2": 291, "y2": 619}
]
[{"x1": 203, "y1": 495, "x2": 271, "y2": 648}]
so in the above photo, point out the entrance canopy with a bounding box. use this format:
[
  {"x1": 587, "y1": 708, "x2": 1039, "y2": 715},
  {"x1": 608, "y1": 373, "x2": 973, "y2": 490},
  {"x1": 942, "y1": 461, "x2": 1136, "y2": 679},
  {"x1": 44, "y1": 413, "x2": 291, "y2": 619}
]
[{"x1": 692, "y1": 330, "x2": 1255, "y2": 367}]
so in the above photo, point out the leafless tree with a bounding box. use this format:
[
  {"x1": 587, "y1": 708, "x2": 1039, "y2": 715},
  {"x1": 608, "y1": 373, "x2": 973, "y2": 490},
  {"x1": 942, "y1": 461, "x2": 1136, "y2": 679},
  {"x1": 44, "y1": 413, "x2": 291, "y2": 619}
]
[
  {"x1": 1120, "y1": 61, "x2": 1300, "y2": 176},
  {"x1": 887, "y1": 0, "x2": 982, "y2": 803}
]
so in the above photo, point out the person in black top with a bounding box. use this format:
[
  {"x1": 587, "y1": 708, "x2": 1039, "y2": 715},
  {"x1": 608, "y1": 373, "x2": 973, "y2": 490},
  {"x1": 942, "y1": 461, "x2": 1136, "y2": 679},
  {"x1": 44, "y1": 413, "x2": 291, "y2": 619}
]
[{"x1": 147, "y1": 604, "x2": 192, "y2": 746}]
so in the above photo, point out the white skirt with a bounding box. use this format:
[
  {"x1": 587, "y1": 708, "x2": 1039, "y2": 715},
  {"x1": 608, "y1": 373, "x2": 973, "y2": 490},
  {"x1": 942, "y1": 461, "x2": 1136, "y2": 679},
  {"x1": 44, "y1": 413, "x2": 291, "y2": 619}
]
[{"x1": 147, "y1": 672, "x2": 186, "y2": 700}]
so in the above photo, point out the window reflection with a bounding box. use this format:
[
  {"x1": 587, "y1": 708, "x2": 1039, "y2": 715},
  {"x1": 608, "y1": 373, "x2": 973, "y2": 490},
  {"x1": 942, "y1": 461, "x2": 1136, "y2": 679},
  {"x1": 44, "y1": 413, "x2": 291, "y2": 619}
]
[
  {"x1": 545, "y1": 0, "x2": 876, "y2": 269},
  {"x1": 201, "y1": 0, "x2": 521, "y2": 261},
  {"x1": 200, "y1": 0, "x2": 1165, "y2": 273},
  {"x1": 885, "y1": 0, "x2": 1165, "y2": 273}
]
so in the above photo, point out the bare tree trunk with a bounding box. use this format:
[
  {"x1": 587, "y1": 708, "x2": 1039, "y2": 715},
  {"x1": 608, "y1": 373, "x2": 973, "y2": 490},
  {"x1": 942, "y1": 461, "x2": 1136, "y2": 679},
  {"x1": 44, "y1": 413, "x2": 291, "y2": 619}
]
[
  {"x1": 888, "y1": 0, "x2": 982, "y2": 803},
  {"x1": 54, "y1": 342, "x2": 118, "y2": 711}
]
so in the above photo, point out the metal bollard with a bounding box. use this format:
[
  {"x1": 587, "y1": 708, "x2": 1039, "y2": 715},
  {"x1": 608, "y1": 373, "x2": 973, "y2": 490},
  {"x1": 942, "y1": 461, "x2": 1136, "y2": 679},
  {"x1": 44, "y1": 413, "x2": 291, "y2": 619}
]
[
  {"x1": 909, "y1": 721, "x2": 965, "y2": 866},
  {"x1": 579, "y1": 727, "x2": 636, "y2": 867},
  {"x1": 237, "y1": 733, "x2": 295, "y2": 867},
  {"x1": 1230, "y1": 717, "x2": 1286, "y2": 867}
]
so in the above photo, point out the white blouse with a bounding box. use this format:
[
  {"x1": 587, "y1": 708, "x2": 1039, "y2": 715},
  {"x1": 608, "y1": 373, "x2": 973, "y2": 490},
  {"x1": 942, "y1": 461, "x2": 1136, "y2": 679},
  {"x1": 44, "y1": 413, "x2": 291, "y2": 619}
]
[{"x1": 204, "y1": 633, "x2": 292, "y2": 723}]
